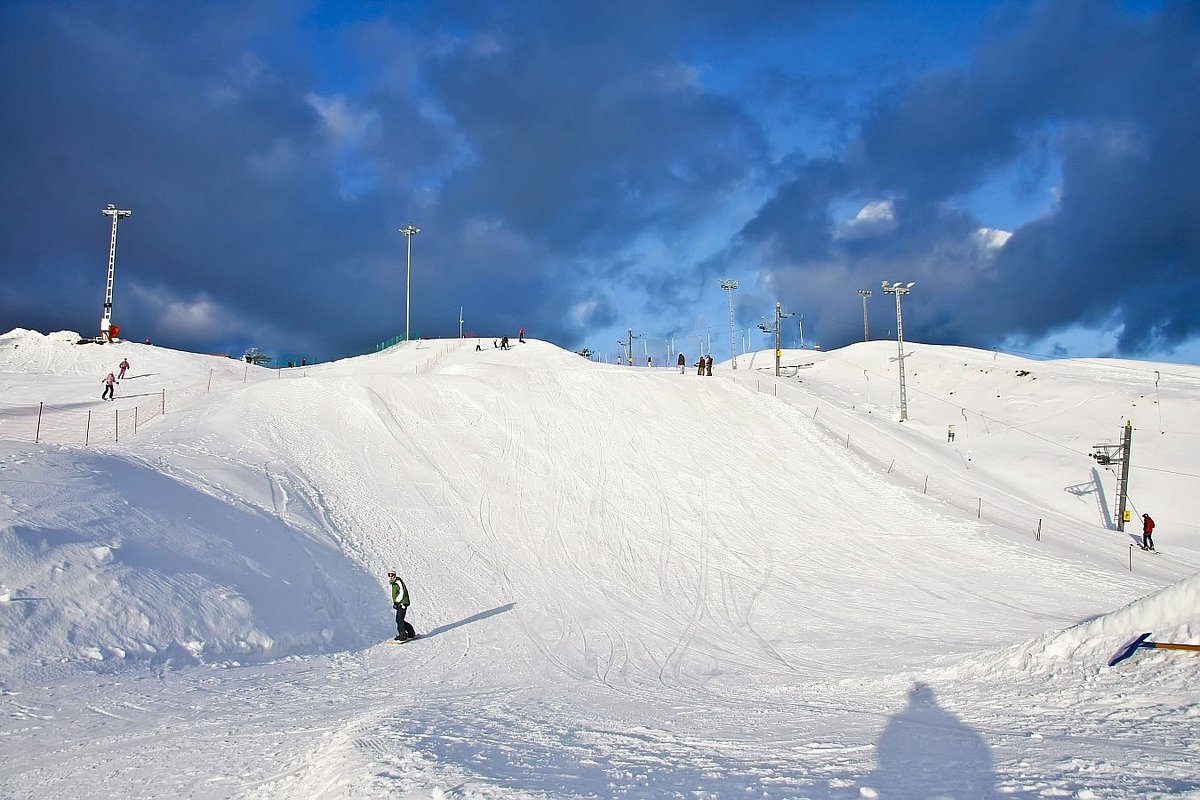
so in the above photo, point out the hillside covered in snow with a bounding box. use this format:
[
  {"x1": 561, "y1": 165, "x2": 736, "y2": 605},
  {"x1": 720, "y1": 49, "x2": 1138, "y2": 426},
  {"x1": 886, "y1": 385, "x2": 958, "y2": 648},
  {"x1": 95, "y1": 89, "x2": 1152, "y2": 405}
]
[{"x1": 1, "y1": 327, "x2": 1197, "y2": 799}]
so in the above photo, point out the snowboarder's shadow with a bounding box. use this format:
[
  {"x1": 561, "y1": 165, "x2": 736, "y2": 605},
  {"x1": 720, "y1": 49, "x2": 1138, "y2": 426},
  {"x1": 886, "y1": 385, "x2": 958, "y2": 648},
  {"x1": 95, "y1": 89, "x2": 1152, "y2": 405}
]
[
  {"x1": 421, "y1": 602, "x2": 515, "y2": 640},
  {"x1": 860, "y1": 682, "x2": 999, "y2": 799}
]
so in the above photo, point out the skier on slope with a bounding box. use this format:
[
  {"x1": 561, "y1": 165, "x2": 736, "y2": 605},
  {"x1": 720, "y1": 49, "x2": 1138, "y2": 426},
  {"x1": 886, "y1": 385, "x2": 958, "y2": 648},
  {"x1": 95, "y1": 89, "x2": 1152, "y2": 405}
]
[
  {"x1": 388, "y1": 571, "x2": 418, "y2": 642},
  {"x1": 101, "y1": 371, "x2": 117, "y2": 401},
  {"x1": 1141, "y1": 513, "x2": 1156, "y2": 551},
  {"x1": 677, "y1": 353, "x2": 686, "y2": 374},
  {"x1": 118, "y1": 358, "x2": 130, "y2": 379}
]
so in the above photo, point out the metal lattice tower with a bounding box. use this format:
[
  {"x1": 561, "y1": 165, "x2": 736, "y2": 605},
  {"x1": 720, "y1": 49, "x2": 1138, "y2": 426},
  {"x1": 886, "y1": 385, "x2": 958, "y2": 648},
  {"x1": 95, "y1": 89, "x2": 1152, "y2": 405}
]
[
  {"x1": 100, "y1": 204, "x2": 132, "y2": 340},
  {"x1": 882, "y1": 281, "x2": 915, "y2": 421},
  {"x1": 719, "y1": 279, "x2": 739, "y2": 369},
  {"x1": 857, "y1": 289, "x2": 872, "y2": 342}
]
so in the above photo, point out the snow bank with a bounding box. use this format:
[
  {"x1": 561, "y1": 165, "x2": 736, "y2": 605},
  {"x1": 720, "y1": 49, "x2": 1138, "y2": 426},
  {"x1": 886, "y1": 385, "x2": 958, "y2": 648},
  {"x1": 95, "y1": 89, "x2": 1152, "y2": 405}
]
[{"x1": 1011, "y1": 574, "x2": 1200, "y2": 671}]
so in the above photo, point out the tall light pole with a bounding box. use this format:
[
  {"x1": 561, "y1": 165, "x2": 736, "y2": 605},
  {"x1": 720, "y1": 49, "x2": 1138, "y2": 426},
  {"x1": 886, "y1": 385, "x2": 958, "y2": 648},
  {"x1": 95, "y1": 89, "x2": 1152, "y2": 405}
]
[
  {"x1": 399, "y1": 224, "x2": 421, "y2": 341},
  {"x1": 100, "y1": 203, "x2": 132, "y2": 342},
  {"x1": 881, "y1": 281, "x2": 915, "y2": 421},
  {"x1": 719, "y1": 279, "x2": 739, "y2": 369},
  {"x1": 857, "y1": 289, "x2": 872, "y2": 342},
  {"x1": 758, "y1": 301, "x2": 794, "y2": 377}
]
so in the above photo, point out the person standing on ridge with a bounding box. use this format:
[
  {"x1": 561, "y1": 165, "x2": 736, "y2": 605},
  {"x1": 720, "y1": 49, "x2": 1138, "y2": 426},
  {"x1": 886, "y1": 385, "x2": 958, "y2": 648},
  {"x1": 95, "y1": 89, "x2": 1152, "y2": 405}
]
[
  {"x1": 388, "y1": 571, "x2": 417, "y2": 641},
  {"x1": 118, "y1": 358, "x2": 130, "y2": 380},
  {"x1": 1141, "y1": 513, "x2": 1156, "y2": 551},
  {"x1": 677, "y1": 353, "x2": 686, "y2": 374},
  {"x1": 519, "y1": 328, "x2": 525, "y2": 343},
  {"x1": 101, "y1": 371, "x2": 117, "y2": 401},
  {"x1": 705, "y1": 355, "x2": 714, "y2": 376}
]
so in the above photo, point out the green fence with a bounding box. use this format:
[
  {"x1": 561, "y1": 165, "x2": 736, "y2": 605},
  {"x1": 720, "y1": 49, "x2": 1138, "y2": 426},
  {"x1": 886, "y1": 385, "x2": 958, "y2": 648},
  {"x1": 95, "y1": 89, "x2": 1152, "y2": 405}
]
[{"x1": 270, "y1": 331, "x2": 421, "y2": 369}]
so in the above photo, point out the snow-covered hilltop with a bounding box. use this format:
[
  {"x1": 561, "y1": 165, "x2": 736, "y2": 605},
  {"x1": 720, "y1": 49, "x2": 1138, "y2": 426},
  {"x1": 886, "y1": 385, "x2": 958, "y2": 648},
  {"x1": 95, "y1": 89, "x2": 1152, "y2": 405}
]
[{"x1": 1, "y1": 328, "x2": 1197, "y2": 798}]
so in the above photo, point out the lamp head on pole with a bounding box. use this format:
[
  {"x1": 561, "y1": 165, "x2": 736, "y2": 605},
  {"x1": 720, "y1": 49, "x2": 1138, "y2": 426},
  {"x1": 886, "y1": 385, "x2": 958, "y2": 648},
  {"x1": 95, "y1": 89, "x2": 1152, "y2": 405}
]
[
  {"x1": 882, "y1": 280, "x2": 914, "y2": 296},
  {"x1": 400, "y1": 224, "x2": 421, "y2": 238}
]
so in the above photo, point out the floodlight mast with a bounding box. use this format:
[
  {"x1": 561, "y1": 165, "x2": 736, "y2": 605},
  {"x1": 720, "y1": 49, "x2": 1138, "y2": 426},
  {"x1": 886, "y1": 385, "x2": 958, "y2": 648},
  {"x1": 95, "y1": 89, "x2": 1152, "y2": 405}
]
[
  {"x1": 400, "y1": 224, "x2": 421, "y2": 341},
  {"x1": 100, "y1": 204, "x2": 132, "y2": 342},
  {"x1": 881, "y1": 281, "x2": 915, "y2": 421},
  {"x1": 857, "y1": 289, "x2": 872, "y2": 342},
  {"x1": 719, "y1": 279, "x2": 739, "y2": 369}
]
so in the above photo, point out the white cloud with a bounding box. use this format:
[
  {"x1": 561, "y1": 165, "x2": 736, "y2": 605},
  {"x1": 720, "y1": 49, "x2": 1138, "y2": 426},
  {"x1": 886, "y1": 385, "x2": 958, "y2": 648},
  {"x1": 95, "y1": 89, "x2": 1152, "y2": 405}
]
[
  {"x1": 306, "y1": 93, "x2": 382, "y2": 149},
  {"x1": 836, "y1": 200, "x2": 896, "y2": 239},
  {"x1": 974, "y1": 227, "x2": 1012, "y2": 249}
]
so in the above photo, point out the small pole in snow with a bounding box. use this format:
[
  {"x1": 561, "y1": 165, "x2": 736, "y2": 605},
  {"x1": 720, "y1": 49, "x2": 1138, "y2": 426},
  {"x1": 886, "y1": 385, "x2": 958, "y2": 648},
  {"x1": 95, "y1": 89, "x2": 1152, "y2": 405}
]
[
  {"x1": 207, "y1": 369, "x2": 213, "y2": 393},
  {"x1": 1129, "y1": 544, "x2": 1133, "y2": 572},
  {"x1": 161, "y1": 389, "x2": 165, "y2": 416},
  {"x1": 115, "y1": 408, "x2": 119, "y2": 443},
  {"x1": 85, "y1": 410, "x2": 91, "y2": 446},
  {"x1": 134, "y1": 406, "x2": 138, "y2": 434},
  {"x1": 977, "y1": 498, "x2": 982, "y2": 519},
  {"x1": 923, "y1": 476, "x2": 929, "y2": 494},
  {"x1": 35, "y1": 402, "x2": 43, "y2": 443},
  {"x1": 1036, "y1": 519, "x2": 1042, "y2": 541}
]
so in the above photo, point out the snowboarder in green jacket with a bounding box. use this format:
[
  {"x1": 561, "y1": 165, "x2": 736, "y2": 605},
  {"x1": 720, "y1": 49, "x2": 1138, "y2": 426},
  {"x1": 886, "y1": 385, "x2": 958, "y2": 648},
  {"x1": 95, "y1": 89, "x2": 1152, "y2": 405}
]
[{"x1": 388, "y1": 571, "x2": 417, "y2": 641}]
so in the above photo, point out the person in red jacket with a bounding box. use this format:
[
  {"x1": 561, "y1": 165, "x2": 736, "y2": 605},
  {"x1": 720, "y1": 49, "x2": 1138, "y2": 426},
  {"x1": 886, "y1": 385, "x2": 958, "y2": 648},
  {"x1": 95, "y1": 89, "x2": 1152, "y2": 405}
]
[{"x1": 1141, "y1": 513, "x2": 1156, "y2": 551}]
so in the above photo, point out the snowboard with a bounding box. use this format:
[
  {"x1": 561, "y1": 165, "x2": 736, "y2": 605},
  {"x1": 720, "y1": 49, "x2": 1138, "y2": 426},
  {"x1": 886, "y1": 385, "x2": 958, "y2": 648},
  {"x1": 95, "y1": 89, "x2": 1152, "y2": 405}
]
[
  {"x1": 1138, "y1": 545, "x2": 1160, "y2": 554},
  {"x1": 386, "y1": 635, "x2": 420, "y2": 645}
]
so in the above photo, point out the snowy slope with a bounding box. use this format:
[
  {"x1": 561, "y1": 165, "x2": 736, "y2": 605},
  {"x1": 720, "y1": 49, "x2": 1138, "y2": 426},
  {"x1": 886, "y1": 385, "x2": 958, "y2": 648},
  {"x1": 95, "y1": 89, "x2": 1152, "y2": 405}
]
[{"x1": 1, "y1": 329, "x2": 1197, "y2": 799}]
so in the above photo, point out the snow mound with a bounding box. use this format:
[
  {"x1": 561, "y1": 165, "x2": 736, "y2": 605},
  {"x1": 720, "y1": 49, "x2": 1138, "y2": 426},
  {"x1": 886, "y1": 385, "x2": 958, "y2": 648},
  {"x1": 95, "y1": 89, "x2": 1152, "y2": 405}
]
[{"x1": 1006, "y1": 574, "x2": 1200, "y2": 671}]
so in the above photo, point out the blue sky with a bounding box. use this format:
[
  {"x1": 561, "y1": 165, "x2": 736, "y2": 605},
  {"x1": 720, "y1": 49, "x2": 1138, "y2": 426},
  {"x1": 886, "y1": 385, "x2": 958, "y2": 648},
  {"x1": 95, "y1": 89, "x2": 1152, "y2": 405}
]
[{"x1": 2, "y1": 0, "x2": 1197, "y2": 365}]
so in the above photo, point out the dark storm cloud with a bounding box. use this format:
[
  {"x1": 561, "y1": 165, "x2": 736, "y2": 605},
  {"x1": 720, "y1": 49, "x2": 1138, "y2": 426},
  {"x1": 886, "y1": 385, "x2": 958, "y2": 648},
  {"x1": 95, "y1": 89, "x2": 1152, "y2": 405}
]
[
  {"x1": 0, "y1": 0, "x2": 841, "y2": 357},
  {"x1": 735, "y1": 0, "x2": 1200, "y2": 358},
  {"x1": 2, "y1": 0, "x2": 1196, "y2": 362},
  {"x1": 0, "y1": 1, "x2": 435, "y2": 358}
]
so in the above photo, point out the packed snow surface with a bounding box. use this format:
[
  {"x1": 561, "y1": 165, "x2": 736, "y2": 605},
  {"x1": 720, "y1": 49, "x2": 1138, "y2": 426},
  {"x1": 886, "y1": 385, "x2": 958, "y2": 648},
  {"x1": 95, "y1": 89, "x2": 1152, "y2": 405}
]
[{"x1": 1, "y1": 327, "x2": 1197, "y2": 798}]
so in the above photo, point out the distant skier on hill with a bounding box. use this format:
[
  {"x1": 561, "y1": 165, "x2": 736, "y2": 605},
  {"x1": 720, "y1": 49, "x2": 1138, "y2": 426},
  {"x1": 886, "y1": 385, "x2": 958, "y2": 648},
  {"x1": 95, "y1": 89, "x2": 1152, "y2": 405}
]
[
  {"x1": 1141, "y1": 513, "x2": 1156, "y2": 551},
  {"x1": 118, "y1": 358, "x2": 130, "y2": 379},
  {"x1": 101, "y1": 372, "x2": 117, "y2": 401},
  {"x1": 388, "y1": 571, "x2": 417, "y2": 642},
  {"x1": 677, "y1": 353, "x2": 686, "y2": 374}
]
